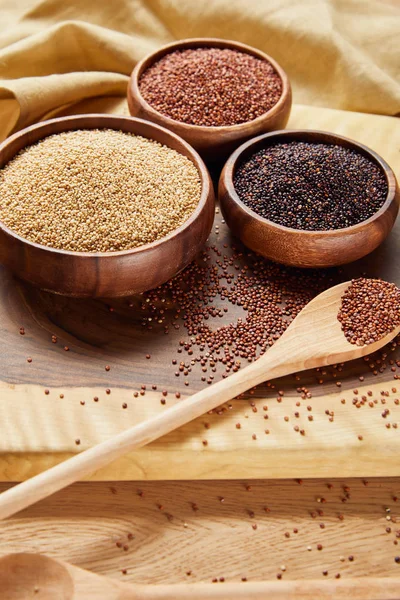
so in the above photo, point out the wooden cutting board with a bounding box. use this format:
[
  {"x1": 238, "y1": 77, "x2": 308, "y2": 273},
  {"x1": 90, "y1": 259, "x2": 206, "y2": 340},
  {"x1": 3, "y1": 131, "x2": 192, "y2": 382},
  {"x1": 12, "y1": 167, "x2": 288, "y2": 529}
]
[{"x1": 0, "y1": 104, "x2": 399, "y2": 482}]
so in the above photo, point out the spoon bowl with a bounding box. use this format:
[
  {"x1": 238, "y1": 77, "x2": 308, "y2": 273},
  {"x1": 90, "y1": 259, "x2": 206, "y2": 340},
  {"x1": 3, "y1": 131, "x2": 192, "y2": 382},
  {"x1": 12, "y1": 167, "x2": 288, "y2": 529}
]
[{"x1": 0, "y1": 553, "x2": 74, "y2": 600}]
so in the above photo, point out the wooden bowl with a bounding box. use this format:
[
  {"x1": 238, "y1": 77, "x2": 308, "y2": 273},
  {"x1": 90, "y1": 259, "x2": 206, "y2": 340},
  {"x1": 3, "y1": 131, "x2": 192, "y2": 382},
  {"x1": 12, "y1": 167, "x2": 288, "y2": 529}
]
[
  {"x1": 127, "y1": 38, "x2": 292, "y2": 161},
  {"x1": 219, "y1": 130, "x2": 400, "y2": 268},
  {"x1": 0, "y1": 115, "x2": 215, "y2": 297}
]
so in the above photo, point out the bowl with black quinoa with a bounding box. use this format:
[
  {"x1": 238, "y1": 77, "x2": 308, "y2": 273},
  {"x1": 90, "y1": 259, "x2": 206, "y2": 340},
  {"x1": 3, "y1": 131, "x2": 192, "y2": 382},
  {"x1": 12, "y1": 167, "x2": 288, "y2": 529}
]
[{"x1": 218, "y1": 130, "x2": 399, "y2": 268}]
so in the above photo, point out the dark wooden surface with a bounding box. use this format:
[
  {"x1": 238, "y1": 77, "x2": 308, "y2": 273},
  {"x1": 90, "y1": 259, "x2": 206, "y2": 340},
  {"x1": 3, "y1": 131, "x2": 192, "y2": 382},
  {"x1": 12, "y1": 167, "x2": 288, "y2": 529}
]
[
  {"x1": 0, "y1": 114, "x2": 215, "y2": 298},
  {"x1": 219, "y1": 130, "x2": 400, "y2": 268},
  {"x1": 127, "y1": 37, "x2": 292, "y2": 160},
  {"x1": 0, "y1": 210, "x2": 398, "y2": 389}
]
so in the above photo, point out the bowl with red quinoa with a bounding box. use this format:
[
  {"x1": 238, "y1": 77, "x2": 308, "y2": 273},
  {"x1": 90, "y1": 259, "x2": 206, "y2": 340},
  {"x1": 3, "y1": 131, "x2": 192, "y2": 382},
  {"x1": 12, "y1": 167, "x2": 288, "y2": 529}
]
[
  {"x1": 128, "y1": 38, "x2": 292, "y2": 160},
  {"x1": 0, "y1": 114, "x2": 215, "y2": 297},
  {"x1": 219, "y1": 130, "x2": 399, "y2": 268}
]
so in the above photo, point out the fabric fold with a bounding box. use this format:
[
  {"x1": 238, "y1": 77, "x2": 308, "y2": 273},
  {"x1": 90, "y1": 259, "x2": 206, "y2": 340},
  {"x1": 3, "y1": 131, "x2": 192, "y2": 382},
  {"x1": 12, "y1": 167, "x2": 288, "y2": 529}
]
[{"x1": 0, "y1": 0, "x2": 398, "y2": 142}]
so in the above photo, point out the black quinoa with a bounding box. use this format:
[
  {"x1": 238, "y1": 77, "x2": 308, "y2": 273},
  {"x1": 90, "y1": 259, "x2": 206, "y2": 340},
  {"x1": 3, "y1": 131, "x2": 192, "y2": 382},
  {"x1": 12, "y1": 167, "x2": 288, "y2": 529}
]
[{"x1": 233, "y1": 141, "x2": 388, "y2": 231}]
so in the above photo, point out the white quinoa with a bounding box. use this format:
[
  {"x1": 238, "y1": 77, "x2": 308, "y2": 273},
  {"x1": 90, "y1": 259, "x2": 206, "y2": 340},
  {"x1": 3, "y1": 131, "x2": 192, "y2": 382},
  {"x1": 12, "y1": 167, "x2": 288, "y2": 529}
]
[{"x1": 0, "y1": 129, "x2": 202, "y2": 252}]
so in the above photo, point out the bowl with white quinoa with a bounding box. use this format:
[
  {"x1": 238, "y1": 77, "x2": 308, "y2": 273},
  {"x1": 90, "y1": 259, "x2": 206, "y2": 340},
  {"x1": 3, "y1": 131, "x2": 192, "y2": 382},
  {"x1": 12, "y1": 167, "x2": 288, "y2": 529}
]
[{"x1": 0, "y1": 115, "x2": 214, "y2": 297}]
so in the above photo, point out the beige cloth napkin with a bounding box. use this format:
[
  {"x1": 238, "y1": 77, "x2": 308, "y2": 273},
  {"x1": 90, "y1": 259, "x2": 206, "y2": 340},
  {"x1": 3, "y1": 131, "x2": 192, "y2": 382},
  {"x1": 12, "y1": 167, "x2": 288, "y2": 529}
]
[{"x1": 0, "y1": 0, "x2": 399, "y2": 141}]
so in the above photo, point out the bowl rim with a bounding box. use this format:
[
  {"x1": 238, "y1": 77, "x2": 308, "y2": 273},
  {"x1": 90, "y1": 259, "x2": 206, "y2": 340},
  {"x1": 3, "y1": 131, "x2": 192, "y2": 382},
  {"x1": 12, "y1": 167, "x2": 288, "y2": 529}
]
[
  {"x1": 0, "y1": 113, "x2": 213, "y2": 258},
  {"x1": 129, "y1": 37, "x2": 291, "y2": 133},
  {"x1": 220, "y1": 128, "x2": 399, "y2": 238}
]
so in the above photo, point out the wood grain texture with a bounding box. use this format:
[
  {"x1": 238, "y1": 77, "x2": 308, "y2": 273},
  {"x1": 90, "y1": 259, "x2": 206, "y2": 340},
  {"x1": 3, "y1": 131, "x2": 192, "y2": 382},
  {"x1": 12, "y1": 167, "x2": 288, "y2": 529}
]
[
  {"x1": 1, "y1": 478, "x2": 400, "y2": 586},
  {"x1": 2, "y1": 554, "x2": 400, "y2": 600},
  {"x1": 219, "y1": 130, "x2": 400, "y2": 268},
  {"x1": 0, "y1": 114, "x2": 215, "y2": 297},
  {"x1": 127, "y1": 38, "x2": 292, "y2": 161},
  {"x1": 0, "y1": 107, "x2": 400, "y2": 483}
]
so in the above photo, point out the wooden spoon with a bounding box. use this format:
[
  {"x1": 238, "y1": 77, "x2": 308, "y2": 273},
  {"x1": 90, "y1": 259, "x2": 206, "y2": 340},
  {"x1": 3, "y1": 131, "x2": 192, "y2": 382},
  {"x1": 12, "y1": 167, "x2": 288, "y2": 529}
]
[
  {"x1": 1, "y1": 553, "x2": 400, "y2": 600},
  {"x1": 0, "y1": 281, "x2": 398, "y2": 520}
]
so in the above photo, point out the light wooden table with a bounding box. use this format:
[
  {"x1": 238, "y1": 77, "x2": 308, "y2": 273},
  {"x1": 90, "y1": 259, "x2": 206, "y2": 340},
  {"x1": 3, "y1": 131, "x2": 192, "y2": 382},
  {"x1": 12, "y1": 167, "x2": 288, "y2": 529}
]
[
  {"x1": 1, "y1": 478, "x2": 400, "y2": 584},
  {"x1": 1, "y1": 102, "x2": 400, "y2": 590}
]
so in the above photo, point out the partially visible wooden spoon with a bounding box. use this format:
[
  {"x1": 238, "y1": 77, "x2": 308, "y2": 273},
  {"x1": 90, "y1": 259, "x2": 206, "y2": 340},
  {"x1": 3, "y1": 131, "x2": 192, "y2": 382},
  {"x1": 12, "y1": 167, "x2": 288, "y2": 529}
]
[
  {"x1": 0, "y1": 281, "x2": 398, "y2": 521},
  {"x1": 1, "y1": 553, "x2": 400, "y2": 600}
]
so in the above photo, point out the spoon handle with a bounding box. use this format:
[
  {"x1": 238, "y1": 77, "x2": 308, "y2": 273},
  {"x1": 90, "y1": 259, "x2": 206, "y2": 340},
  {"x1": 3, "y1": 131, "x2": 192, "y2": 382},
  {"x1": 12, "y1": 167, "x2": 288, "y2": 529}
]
[
  {"x1": 0, "y1": 348, "x2": 291, "y2": 520},
  {"x1": 131, "y1": 578, "x2": 400, "y2": 600}
]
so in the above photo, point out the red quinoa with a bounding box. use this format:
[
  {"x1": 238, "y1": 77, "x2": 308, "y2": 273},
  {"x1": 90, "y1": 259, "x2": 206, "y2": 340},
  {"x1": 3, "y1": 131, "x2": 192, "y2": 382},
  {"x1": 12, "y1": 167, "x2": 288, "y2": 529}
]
[
  {"x1": 139, "y1": 47, "x2": 282, "y2": 127},
  {"x1": 338, "y1": 278, "x2": 400, "y2": 346}
]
